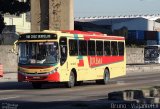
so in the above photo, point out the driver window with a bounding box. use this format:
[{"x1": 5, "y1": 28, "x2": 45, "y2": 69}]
[{"x1": 60, "y1": 37, "x2": 67, "y2": 65}]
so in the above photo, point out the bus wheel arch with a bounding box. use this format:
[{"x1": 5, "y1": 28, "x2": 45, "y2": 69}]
[
  {"x1": 104, "y1": 67, "x2": 110, "y2": 83},
  {"x1": 66, "y1": 68, "x2": 77, "y2": 88},
  {"x1": 71, "y1": 68, "x2": 77, "y2": 81},
  {"x1": 96, "y1": 67, "x2": 110, "y2": 85}
]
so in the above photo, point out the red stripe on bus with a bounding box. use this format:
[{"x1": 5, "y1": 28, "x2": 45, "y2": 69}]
[
  {"x1": 88, "y1": 56, "x2": 124, "y2": 67},
  {"x1": 18, "y1": 72, "x2": 60, "y2": 82},
  {"x1": 84, "y1": 35, "x2": 125, "y2": 40},
  {"x1": 78, "y1": 59, "x2": 84, "y2": 67}
]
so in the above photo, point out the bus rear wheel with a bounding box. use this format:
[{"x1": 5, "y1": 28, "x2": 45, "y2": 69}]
[
  {"x1": 32, "y1": 82, "x2": 42, "y2": 89},
  {"x1": 66, "y1": 71, "x2": 75, "y2": 88},
  {"x1": 96, "y1": 69, "x2": 110, "y2": 85}
]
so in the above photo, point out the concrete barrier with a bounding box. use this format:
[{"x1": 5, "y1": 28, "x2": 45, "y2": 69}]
[
  {"x1": 126, "y1": 64, "x2": 160, "y2": 74},
  {"x1": 108, "y1": 87, "x2": 160, "y2": 104},
  {"x1": 0, "y1": 45, "x2": 18, "y2": 73},
  {"x1": 126, "y1": 48, "x2": 144, "y2": 64},
  {"x1": 0, "y1": 46, "x2": 159, "y2": 73}
]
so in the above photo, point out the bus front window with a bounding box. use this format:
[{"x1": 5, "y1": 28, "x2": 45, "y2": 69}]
[{"x1": 19, "y1": 42, "x2": 59, "y2": 64}]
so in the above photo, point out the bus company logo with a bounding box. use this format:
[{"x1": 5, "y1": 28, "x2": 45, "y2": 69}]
[{"x1": 89, "y1": 57, "x2": 102, "y2": 67}]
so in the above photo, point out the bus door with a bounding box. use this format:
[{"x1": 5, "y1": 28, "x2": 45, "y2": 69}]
[
  {"x1": 59, "y1": 37, "x2": 68, "y2": 79},
  {"x1": 60, "y1": 37, "x2": 67, "y2": 65}
]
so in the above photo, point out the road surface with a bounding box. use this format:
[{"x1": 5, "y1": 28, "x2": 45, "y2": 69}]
[{"x1": 0, "y1": 71, "x2": 160, "y2": 109}]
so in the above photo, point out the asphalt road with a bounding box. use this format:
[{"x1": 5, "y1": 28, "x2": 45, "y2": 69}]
[{"x1": 0, "y1": 71, "x2": 160, "y2": 109}]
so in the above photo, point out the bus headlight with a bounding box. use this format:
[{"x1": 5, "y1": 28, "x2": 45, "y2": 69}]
[{"x1": 49, "y1": 67, "x2": 58, "y2": 74}]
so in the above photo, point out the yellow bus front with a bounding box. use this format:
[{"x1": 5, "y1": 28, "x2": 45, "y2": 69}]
[{"x1": 17, "y1": 33, "x2": 61, "y2": 83}]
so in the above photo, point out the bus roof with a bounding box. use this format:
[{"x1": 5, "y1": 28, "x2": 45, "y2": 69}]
[
  {"x1": 62, "y1": 30, "x2": 104, "y2": 35},
  {"x1": 19, "y1": 30, "x2": 125, "y2": 41}
]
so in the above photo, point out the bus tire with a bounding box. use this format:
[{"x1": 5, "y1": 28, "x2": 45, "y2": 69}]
[
  {"x1": 66, "y1": 71, "x2": 75, "y2": 88},
  {"x1": 32, "y1": 82, "x2": 42, "y2": 89},
  {"x1": 96, "y1": 69, "x2": 110, "y2": 85}
]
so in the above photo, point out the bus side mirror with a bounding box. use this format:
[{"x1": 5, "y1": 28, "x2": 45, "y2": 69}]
[{"x1": 12, "y1": 40, "x2": 18, "y2": 55}]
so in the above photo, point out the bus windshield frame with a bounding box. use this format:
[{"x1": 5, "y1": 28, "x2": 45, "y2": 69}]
[{"x1": 18, "y1": 42, "x2": 59, "y2": 65}]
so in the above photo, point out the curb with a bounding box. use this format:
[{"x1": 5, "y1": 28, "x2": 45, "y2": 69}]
[
  {"x1": 1, "y1": 64, "x2": 160, "y2": 82},
  {"x1": 126, "y1": 64, "x2": 160, "y2": 74}
]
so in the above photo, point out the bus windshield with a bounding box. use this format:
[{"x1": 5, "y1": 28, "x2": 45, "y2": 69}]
[
  {"x1": 144, "y1": 46, "x2": 159, "y2": 58},
  {"x1": 19, "y1": 42, "x2": 59, "y2": 64}
]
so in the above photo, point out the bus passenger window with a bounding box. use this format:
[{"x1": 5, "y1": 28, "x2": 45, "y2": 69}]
[
  {"x1": 88, "y1": 40, "x2": 95, "y2": 56},
  {"x1": 96, "y1": 41, "x2": 103, "y2": 56},
  {"x1": 79, "y1": 40, "x2": 87, "y2": 56},
  {"x1": 69, "y1": 40, "x2": 78, "y2": 56},
  {"x1": 111, "y1": 42, "x2": 118, "y2": 56},
  {"x1": 118, "y1": 42, "x2": 124, "y2": 56},
  {"x1": 104, "y1": 41, "x2": 111, "y2": 56}
]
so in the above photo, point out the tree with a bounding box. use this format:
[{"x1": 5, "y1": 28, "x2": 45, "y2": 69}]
[{"x1": 0, "y1": 0, "x2": 30, "y2": 33}]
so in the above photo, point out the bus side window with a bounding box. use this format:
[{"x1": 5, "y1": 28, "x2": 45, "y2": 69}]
[
  {"x1": 96, "y1": 41, "x2": 103, "y2": 56},
  {"x1": 104, "y1": 41, "x2": 111, "y2": 56},
  {"x1": 69, "y1": 40, "x2": 78, "y2": 56},
  {"x1": 88, "y1": 40, "x2": 95, "y2": 56},
  {"x1": 111, "y1": 41, "x2": 118, "y2": 56},
  {"x1": 118, "y1": 42, "x2": 124, "y2": 56},
  {"x1": 79, "y1": 40, "x2": 87, "y2": 56}
]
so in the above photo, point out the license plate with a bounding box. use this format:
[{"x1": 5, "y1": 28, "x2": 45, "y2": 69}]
[{"x1": 32, "y1": 77, "x2": 41, "y2": 79}]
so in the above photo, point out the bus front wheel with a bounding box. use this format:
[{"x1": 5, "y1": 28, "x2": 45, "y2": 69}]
[
  {"x1": 66, "y1": 71, "x2": 75, "y2": 88},
  {"x1": 96, "y1": 69, "x2": 110, "y2": 85}
]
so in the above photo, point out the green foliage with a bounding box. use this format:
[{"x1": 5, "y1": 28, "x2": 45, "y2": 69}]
[{"x1": 0, "y1": 0, "x2": 30, "y2": 33}]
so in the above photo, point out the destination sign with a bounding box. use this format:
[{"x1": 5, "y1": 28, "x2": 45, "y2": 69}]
[{"x1": 19, "y1": 33, "x2": 57, "y2": 40}]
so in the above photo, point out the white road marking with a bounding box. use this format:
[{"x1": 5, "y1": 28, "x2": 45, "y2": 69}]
[
  {"x1": 0, "y1": 96, "x2": 20, "y2": 100},
  {"x1": 116, "y1": 81, "x2": 126, "y2": 85},
  {"x1": 152, "y1": 80, "x2": 160, "y2": 82},
  {"x1": 0, "y1": 90, "x2": 18, "y2": 93},
  {"x1": 118, "y1": 75, "x2": 160, "y2": 81}
]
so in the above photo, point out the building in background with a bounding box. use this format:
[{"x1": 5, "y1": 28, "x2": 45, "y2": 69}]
[
  {"x1": 75, "y1": 15, "x2": 160, "y2": 32},
  {"x1": 0, "y1": 0, "x2": 31, "y2": 45},
  {"x1": 3, "y1": 0, "x2": 31, "y2": 33},
  {"x1": 75, "y1": 15, "x2": 160, "y2": 45},
  {"x1": 2, "y1": 8, "x2": 160, "y2": 46},
  {"x1": 4, "y1": 12, "x2": 31, "y2": 33}
]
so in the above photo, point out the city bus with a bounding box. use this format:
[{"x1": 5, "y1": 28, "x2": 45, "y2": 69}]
[
  {"x1": 144, "y1": 45, "x2": 160, "y2": 63},
  {"x1": 13, "y1": 30, "x2": 126, "y2": 88}
]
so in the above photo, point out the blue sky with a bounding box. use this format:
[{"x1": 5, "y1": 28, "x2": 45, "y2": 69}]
[{"x1": 74, "y1": 0, "x2": 160, "y2": 17}]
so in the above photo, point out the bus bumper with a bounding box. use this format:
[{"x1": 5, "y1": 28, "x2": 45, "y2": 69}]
[{"x1": 18, "y1": 72, "x2": 60, "y2": 82}]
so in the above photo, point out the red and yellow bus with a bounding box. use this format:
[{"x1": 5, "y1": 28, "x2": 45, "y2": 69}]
[{"x1": 14, "y1": 30, "x2": 126, "y2": 88}]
